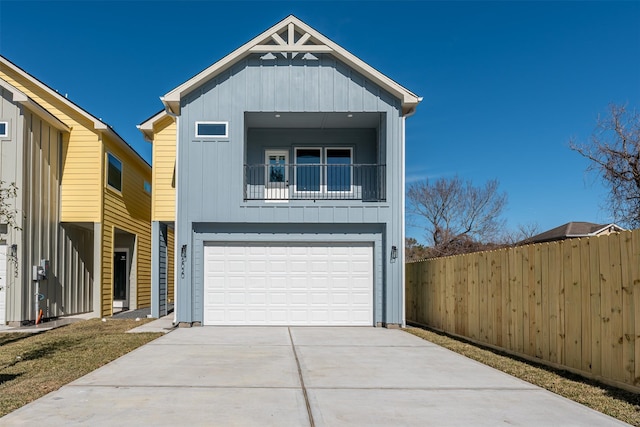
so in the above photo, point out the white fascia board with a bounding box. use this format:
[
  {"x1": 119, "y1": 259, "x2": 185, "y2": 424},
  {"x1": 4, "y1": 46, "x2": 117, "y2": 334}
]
[
  {"x1": 1, "y1": 55, "x2": 109, "y2": 133},
  {"x1": 23, "y1": 99, "x2": 70, "y2": 132},
  {"x1": 0, "y1": 78, "x2": 28, "y2": 102},
  {"x1": 0, "y1": 78, "x2": 70, "y2": 132},
  {"x1": 139, "y1": 110, "x2": 168, "y2": 130},
  {"x1": 162, "y1": 15, "x2": 421, "y2": 115},
  {"x1": 590, "y1": 223, "x2": 626, "y2": 235},
  {"x1": 161, "y1": 16, "x2": 293, "y2": 105},
  {"x1": 137, "y1": 110, "x2": 169, "y2": 142},
  {"x1": 290, "y1": 17, "x2": 421, "y2": 107}
]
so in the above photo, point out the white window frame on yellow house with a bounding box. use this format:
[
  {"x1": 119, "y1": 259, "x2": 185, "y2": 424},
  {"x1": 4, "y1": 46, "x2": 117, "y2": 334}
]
[{"x1": 106, "y1": 152, "x2": 123, "y2": 192}]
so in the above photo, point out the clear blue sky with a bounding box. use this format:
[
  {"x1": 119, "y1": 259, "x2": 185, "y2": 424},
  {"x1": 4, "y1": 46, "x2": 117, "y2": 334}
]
[{"x1": 1, "y1": 1, "x2": 639, "y2": 242}]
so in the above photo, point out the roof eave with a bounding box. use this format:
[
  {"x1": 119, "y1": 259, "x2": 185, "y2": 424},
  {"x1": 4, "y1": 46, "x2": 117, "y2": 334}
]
[
  {"x1": 137, "y1": 109, "x2": 170, "y2": 142},
  {"x1": 161, "y1": 15, "x2": 421, "y2": 116},
  {"x1": 0, "y1": 77, "x2": 70, "y2": 132}
]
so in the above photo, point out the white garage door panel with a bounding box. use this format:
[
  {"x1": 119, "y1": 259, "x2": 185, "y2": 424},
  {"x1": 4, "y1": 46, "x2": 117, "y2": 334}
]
[{"x1": 203, "y1": 242, "x2": 373, "y2": 326}]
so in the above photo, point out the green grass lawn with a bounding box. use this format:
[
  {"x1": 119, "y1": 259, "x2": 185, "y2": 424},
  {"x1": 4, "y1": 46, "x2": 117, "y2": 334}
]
[
  {"x1": 406, "y1": 326, "x2": 640, "y2": 426},
  {"x1": 0, "y1": 319, "x2": 163, "y2": 417}
]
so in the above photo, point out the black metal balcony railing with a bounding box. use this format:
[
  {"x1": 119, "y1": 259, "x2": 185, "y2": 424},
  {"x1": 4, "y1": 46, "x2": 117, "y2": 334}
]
[{"x1": 244, "y1": 164, "x2": 386, "y2": 201}]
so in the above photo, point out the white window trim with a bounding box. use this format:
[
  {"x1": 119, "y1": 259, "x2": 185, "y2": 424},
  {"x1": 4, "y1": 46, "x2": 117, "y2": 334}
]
[
  {"x1": 325, "y1": 147, "x2": 354, "y2": 194},
  {"x1": 195, "y1": 121, "x2": 228, "y2": 138},
  {"x1": 293, "y1": 147, "x2": 323, "y2": 196},
  {"x1": 0, "y1": 121, "x2": 8, "y2": 138},
  {"x1": 292, "y1": 147, "x2": 354, "y2": 195},
  {"x1": 106, "y1": 152, "x2": 123, "y2": 193}
]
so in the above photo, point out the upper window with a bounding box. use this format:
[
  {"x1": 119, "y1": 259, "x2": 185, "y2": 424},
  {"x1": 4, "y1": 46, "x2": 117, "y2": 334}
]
[
  {"x1": 107, "y1": 153, "x2": 123, "y2": 192},
  {"x1": 195, "y1": 121, "x2": 228, "y2": 138},
  {"x1": 295, "y1": 148, "x2": 321, "y2": 192},
  {"x1": 144, "y1": 181, "x2": 152, "y2": 194},
  {"x1": 326, "y1": 148, "x2": 352, "y2": 192},
  {"x1": 293, "y1": 147, "x2": 353, "y2": 193},
  {"x1": 0, "y1": 122, "x2": 7, "y2": 137}
]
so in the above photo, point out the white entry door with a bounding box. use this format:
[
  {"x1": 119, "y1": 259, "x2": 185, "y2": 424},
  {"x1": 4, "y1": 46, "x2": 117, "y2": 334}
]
[
  {"x1": 203, "y1": 242, "x2": 373, "y2": 326},
  {"x1": 0, "y1": 244, "x2": 7, "y2": 324}
]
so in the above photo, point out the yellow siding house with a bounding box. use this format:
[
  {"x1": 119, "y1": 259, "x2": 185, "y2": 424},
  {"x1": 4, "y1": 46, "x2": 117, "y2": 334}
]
[
  {"x1": 0, "y1": 55, "x2": 152, "y2": 323},
  {"x1": 138, "y1": 111, "x2": 175, "y2": 317}
]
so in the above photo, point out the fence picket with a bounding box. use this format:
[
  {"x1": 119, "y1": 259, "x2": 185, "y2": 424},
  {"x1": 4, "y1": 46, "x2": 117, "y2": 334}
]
[
  {"x1": 632, "y1": 231, "x2": 640, "y2": 388},
  {"x1": 579, "y1": 238, "x2": 592, "y2": 374},
  {"x1": 609, "y1": 233, "x2": 625, "y2": 382},
  {"x1": 565, "y1": 239, "x2": 582, "y2": 370},
  {"x1": 540, "y1": 243, "x2": 550, "y2": 361},
  {"x1": 620, "y1": 231, "x2": 635, "y2": 384},
  {"x1": 522, "y1": 246, "x2": 531, "y2": 356},
  {"x1": 404, "y1": 229, "x2": 639, "y2": 391},
  {"x1": 534, "y1": 244, "x2": 543, "y2": 359}
]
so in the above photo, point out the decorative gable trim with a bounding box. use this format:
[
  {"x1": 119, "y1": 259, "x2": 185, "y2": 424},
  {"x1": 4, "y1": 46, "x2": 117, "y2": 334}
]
[{"x1": 161, "y1": 15, "x2": 421, "y2": 116}]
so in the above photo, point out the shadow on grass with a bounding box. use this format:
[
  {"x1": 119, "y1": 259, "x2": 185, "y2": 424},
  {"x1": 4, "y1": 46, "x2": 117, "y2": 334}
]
[
  {"x1": 408, "y1": 324, "x2": 640, "y2": 410},
  {"x1": 0, "y1": 334, "x2": 33, "y2": 347},
  {"x1": 18, "y1": 337, "x2": 83, "y2": 363},
  {"x1": 0, "y1": 373, "x2": 22, "y2": 385},
  {"x1": 0, "y1": 336, "x2": 84, "y2": 373}
]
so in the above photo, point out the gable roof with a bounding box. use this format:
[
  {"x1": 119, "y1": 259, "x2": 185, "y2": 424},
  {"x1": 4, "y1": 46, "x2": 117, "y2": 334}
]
[
  {"x1": 522, "y1": 222, "x2": 626, "y2": 244},
  {"x1": 0, "y1": 77, "x2": 69, "y2": 132},
  {"x1": 160, "y1": 15, "x2": 421, "y2": 116},
  {"x1": 137, "y1": 109, "x2": 169, "y2": 142},
  {"x1": 0, "y1": 55, "x2": 150, "y2": 169}
]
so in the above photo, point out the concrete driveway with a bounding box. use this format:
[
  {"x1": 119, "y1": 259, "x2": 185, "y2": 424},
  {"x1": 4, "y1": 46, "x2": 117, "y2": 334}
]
[{"x1": 0, "y1": 327, "x2": 628, "y2": 426}]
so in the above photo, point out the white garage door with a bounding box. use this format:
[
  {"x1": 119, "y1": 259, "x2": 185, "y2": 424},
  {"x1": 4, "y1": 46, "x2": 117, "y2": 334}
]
[{"x1": 203, "y1": 242, "x2": 373, "y2": 326}]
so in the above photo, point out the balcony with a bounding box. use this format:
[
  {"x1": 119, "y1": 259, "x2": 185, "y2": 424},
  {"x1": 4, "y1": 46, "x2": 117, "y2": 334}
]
[{"x1": 244, "y1": 164, "x2": 386, "y2": 201}]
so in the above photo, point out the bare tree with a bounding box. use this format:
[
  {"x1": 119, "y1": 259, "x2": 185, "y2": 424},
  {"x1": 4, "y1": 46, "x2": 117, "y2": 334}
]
[
  {"x1": 570, "y1": 104, "x2": 640, "y2": 228},
  {"x1": 407, "y1": 176, "x2": 507, "y2": 256},
  {"x1": 0, "y1": 180, "x2": 19, "y2": 230},
  {"x1": 501, "y1": 222, "x2": 541, "y2": 246},
  {"x1": 405, "y1": 237, "x2": 430, "y2": 261}
]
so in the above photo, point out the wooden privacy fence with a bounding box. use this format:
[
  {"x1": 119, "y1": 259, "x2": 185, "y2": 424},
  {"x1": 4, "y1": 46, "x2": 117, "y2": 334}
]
[{"x1": 405, "y1": 230, "x2": 640, "y2": 392}]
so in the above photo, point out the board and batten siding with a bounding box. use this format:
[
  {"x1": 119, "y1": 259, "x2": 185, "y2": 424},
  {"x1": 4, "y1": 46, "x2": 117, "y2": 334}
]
[
  {"x1": 167, "y1": 225, "x2": 175, "y2": 303},
  {"x1": 100, "y1": 134, "x2": 152, "y2": 316},
  {"x1": 0, "y1": 88, "x2": 93, "y2": 322},
  {"x1": 177, "y1": 53, "x2": 405, "y2": 325},
  {"x1": 151, "y1": 115, "x2": 176, "y2": 222}
]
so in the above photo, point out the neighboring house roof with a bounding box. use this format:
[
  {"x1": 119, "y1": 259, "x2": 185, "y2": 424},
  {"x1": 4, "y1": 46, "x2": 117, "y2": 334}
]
[
  {"x1": 521, "y1": 222, "x2": 626, "y2": 244},
  {"x1": 158, "y1": 15, "x2": 422, "y2": 116},
  {"x1": 0, "y1": 77, "x2": 69, "y2": 132},
  {"x1": 137, "y1": 109, "x2": 169, "y2": 142},
  {"x1": 0, "y1": 55, "x2": 150, "y2": 169}
]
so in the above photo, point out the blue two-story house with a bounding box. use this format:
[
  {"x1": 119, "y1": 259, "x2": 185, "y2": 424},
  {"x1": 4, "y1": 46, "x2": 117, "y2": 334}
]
[{"x1": 139, "y1": 16, "x2": 421, "y2": 327}]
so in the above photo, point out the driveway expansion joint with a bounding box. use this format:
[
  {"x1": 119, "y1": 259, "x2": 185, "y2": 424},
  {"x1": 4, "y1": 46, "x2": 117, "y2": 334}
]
[{"x1": 288, "y1": 327, "x2": 315, "y2": 427}]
